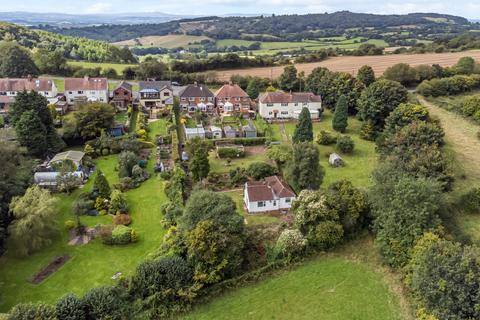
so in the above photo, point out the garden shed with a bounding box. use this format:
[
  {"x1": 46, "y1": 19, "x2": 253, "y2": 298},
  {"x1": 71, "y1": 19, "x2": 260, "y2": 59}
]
[
  {"x1": 210, "y1": 126, "x2": 223, "y2": 139},
  {"x1": 223, "y1": 125, "x2": 237, "y2": 138},
  {"x1": 329, "y1": 153, "x2": 344, "y2": 167},
  {"x1": 242, "y1": 121, "x2": 257, "y2": 138}
]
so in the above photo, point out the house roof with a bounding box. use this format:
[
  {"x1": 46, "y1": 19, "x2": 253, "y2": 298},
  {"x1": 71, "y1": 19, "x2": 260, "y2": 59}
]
[
  {"x1": 179, "y1": 83, "x2": 214, "y2": 98},
  {"x1": 65, "y1": 77, "x2": 108, "y2": 91},
  {"x1": 215, "y1": 84, "x2": 249, "y2": 99},
  {"x1": 139, "y1": 80, "x2": 172, "y2": 92},
  {"x1": 0, "y1": 78, "x2": 55, "y2": 92},
  {"x1": 259, "y1": 91, "x2": 322, "y2": 104},
  {"x1": 114, "y1": 81, "x2": 132, "y2": 92},
  {"x1": 246, "y1": 175, "x2": 295, "y2": 202},
  {"x1": 49, "y1": 150, "x2": 85, "y2": 164}
]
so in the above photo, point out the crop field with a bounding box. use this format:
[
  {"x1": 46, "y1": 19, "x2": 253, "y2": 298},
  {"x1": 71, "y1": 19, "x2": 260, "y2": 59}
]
[
  {"x1": 213, "y1": 50, "x2": 480, "y2": 81},
  {"x1": 115, "y1": 34, "x2": 212, "y2": 48},
  {"x1": 67, "y1": 61, "x2": 138, "y2": 74}
]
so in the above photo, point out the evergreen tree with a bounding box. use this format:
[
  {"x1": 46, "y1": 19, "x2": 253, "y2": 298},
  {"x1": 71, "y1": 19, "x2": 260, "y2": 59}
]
[
  {"x1": 188, "y1": 137, "x2": 210, "y2": 182},
  {"x1": 292, "y1": 107, "x2": 313, "y2": 143},
  {"x1": 332, "y1": 95, "x2": 348, "y2": 133},
  {"x1": 15, "y1": 111, "x2": 48, "y2": 156},
  {"x1": 246, "y1": 79, "x2": 260, "y2": 99},
  {"x1": 357, "y1": 65, "x2": 375, "y2": 87},
  {"x1": 93, "y1": 170, "x2": 111, "y2": 199},
  {"x1": 0, "y1": 42, "x2": 38, "y2": 78},
  {"x1": 285, "y1": 142, "x2": 324, "y2": 191}
]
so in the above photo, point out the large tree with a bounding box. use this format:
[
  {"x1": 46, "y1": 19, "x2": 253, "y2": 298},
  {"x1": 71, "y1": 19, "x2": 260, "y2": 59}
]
[
  {"x1": 187, "y1": 137, "x2": 210, "y2": 182},
  {"x1": 74, "y1": 103, "x2": 115, "y2": 140},
  {"x1": 8, "y1": 185, "x2": 59, "y2": 257},
  {"x1": 277, "y1": 65, "x2": 299, "y2": 91},
  {"x1": 356, "y1": 65, "x2": 375, "y2": 87},
  {"x1": 134, "y1": 57, "x2": 168, "y2": 80},
  {"x1": 332, "y1": 95, "x2": 348, "y2": 133},
  {"x1": 246, "y1": 78, "x2": 260, "y2": 99},
  {"x1": 383, "y1": 63, "x2": 418, "y2": 86},
  {"x1": 292, "y1": 107, "x2": 313, "y2": 143},
  {"x1": 15, "y1": 110, "x2": 48, "y2": 156},
  {"x1": 285, "y1": 142, "x2": 323, "y2": 191},
  {"x1": 0, "y1": 41, "x2": 38, "y2": 78},
  {"x1": 33, "y1": 49, "x2": 68, "y2": 76}
]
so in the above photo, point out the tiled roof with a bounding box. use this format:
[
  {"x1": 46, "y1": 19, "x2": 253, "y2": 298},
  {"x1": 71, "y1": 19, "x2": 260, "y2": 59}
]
[
  {"x1": 65, "y1": 77, "x2": 108, "y2": 91},
  {"x1": 179, "y1": 83, "x2": 214, "y2": 98},
  {"x1": 259, "y1": 91, "x2": 321, "y2": 104},
  {"x1": 265, "y1": 176, "x2": 296, "y2": 198},
  {"x1": 139, "y1": 81, "x2": 172, "y2": 92},
  {"x1": 246, "y1": 175, "x2": 295, "y2": 202},
  {"x1": 114, "y1": 81, "x2": 132, "y2": 91},
  {"x1": 215, "y1": 84, "x2": 249, "y2": 99},
  {"x1": 246, "y1": 184, "x2": 275, "y2": 202},
  {"x1": 0, "y1": 78, "x2": 54, "y2": 92}
]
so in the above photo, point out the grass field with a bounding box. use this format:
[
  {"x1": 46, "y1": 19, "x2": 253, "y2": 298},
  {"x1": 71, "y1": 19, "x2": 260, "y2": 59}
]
[
  {"x1": 115, "y1": 35, "x2": 211, "y2": 48},
  {"x1": 213, "y1": 50, "x2": 480, "y2": 81},
  {"x1": 184, "y1": 236, "x2": 410, "y2": 320},
  {"x1": 67, "y1": 61, "x2": 138, "y2": 74},
  {"x1": 0, "y1": 120, "x2": 169, "y2": 312}
]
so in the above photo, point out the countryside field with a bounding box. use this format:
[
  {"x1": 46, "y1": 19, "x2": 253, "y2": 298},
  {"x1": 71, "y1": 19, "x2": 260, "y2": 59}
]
[
  {"x1": 114, "y1": 34, "x2": 212, "y2": 48},
  {"x1": 213, "y1": 50, "x2": 480, "y2": 81},
  {"x1": 67, "y1": 61, "x2": 137, "y2": 74}
]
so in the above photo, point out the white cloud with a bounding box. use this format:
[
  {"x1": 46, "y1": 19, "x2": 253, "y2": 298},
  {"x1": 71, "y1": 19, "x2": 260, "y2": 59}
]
[{"x1": 85, "y1": 2, "x2": 113, "y2": 14}]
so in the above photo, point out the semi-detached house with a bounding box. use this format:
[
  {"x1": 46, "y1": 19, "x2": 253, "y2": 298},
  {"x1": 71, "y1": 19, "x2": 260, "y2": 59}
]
[
  {"x1": 258, "y1": 91, "x2": 322, "y2": 119},
  {"x1": 65, "y1": 76, "x2": 108, "y2": 107}
]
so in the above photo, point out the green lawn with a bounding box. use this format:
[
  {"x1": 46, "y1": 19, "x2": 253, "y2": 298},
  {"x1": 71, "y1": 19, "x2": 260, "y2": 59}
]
[
  {"x1": 184, "y1": 243, "x2": 405, "y2": 320},
  {"x1": 67, "y1": 61, "x2": 137, "y2": 74},
  {"x1": 0, "y1": 121, "x2": 169, "y2": 312},
  {"x1": 209, "y1": 149, "x2": 272, "y2": 174}
]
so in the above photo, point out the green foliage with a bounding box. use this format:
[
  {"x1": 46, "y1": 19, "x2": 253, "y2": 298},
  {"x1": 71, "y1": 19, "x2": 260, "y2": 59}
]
[
  {"x1": 383, "y1": 63, "x2": 418, "y2": 86},
  {"x1": 359, "y1": 121, "x2": 376, "y2": 141},
  {"x1": 454, "y1": 56, "x2": 476, "y2": 75},
  {"x1": 188, "y1": 137, "x2": 210, "y2": 182},
  {"x1": 110, "y1": 225, "x2": 134, "y2": 245},
  {"x1": 274, "y1": 229, "x2": 307, "y2": 261},
  {"x1": 164, "y1": 164, "x2": 186, "y2": 206},
  {"x1": 83, "y1": 286, "x2": 127, "y2": 320},
  {"x1": 217, "y1": 147, "x2": 245, "y2": 158},
  {"x1": 315, "y1": 130, "x2": 337, "y2": 145},
  {"x1": 336, "y1": 135, "x2": 355, "y2": 154},
  {"x1": 74, "y1": 103, "x2": 116, "y2": 140},
  {"x1": 93, "y1": 170, "x2": 111, "y2": 199},
  {"x1": 246, "y1": 78, "x2": 260, "y2": 99},
  {"x1": 357, "y1": 65, "x2": 375, "y2": 87},
  {"x1": 56, "y1": 171, "x2": 83, "y2": 194},
  {"x1": 460, "y1": 187, "x2": 480, "y2": 213},
  {"x1": 33, "y1": 48, "x2": 68, "y2": 75},
  {"x1": 266, "y1": 144, "x2": 292, "y2": 169},
  {"x1": 461, "y1": 95, "x2": 480, "y2": 117},
  {"x1": 286, "y1": 142, "x2": 324, "y2": 191},
  {"x1": 384, "y1": 103, "x2": 430, "y2": 134},
  {"x1": 118, "y1": 151, "x2": 138, "y2": 178},
  {"x1": 15, "y1": 110, "x2": 48, "y2": 156},
  {"x1": 55, "y1": 294, "x2": 85, "y2": 320},
  {"x1": 332, "y1": 95, "x2": 348, "y2": 133},
  {"x1": 277, "y1": 65, "x2": 299, "y2": 91},
  {"x1": 8, "y1": 303, "x2": 55, "y2": 320},
  {"x1": 0, "y1": 41, "x2": 38, "y2": 77},
  {"x1": 357, "y1": 79, "x2": 408, "y2": 132},
  {"x1": 135, "y1": 58, "x2": 168, "y2": 80},
  {"x1": 292, "y1": 107, "x2": 313, "y2": 143},
  {"x1": 109, "y1": 190, "x2": 128, "y2": 214},
  {"x1": 417, "y1": 74, "x2": 480, "y2": 97},
  {"x1": 64, "y1": 220, "x2": 76, "y2": 230},
  {"x1": 8, "y1": 185, "x2": 58, "y2": 257},
  {"x1": 371, "y1": 173, "x2": 443, "y2": 267},
  {"x1": 246, "y1": 162, "x2": 277, "y2": 180}
]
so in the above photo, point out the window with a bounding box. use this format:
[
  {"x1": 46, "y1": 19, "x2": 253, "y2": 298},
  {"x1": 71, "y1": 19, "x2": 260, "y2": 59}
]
[
  {"x1": 266, "y1": 103, "x2": 274, "y2": 107},
  {"x1": 268, "y1": 112, "x2": 273, "y2": 115},
  {"x1": 281, "y1": 103, "x2": 288, "y2": 107},
  {"x1": 181, "y1": 97, "x2": 186, "y2": 101},
  {"x1": 257, "y1": 201, "x2": 265, "y2": 207},
  {"x1": 189, "y1": 97, "x2": 194, "y2": 101},
  {"x1": 272, "y1": 200, "x2": 277, "y2": 206},
  {"x1": 294, "y1": 103, "x2": 298, "y2": 106},
  {"x1": 208, "y1": 97, "x2": 213, "y2": 101},
  {"x1": 78, "y1": 91, "x2": 83, "y2": 94},
  {"x1": 303, "y1": 102, "x2": 308, "y2": 106},
  {"x1": 236, "y1": 97, "x2": 240, "y2": 101},
  {"x1": 90, "y1": 91, "x2": 95, "y2": 94},
  {"x1": 281, "y1": 111, "x2": 289, "y2": 115},
  {"x1": 285, "y1": 198, "x2": 291, "y2": 203},
  {"x1": 44, "y1": 92, "x2": 49, "y2": 95},
  {"x1": 68, "y1": 91, "x2": 73, "y2": 94},
  {"x1": 164, "y1": 92, "x2": 170, "y2": 96},
  {"x1": 200, "y1": 97, "x2": 205, "y2": 101}
]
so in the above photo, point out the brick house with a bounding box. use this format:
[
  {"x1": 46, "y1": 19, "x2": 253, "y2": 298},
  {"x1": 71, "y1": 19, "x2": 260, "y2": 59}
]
[
  {"x1": 179, "y1": 82, "x2": 215, "y2": 113},
  {"x1": 111, "y1": 81, "x2": 132, "y2": 111},
  {"x1": 215, "y1": 83, "x2": 251, "y2": 114}
]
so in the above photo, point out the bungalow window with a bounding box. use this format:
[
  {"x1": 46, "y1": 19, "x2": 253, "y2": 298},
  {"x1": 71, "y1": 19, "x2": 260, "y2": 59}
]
[
  {"x1": 164, "y1": 92, "x2": 170, "y2": 96},
  {"x1": 285, "y1": 198, "x2": 291, "y2": 203},
  {"x1": 257, "y1": 201, "x2": 265, "y2": 207}
]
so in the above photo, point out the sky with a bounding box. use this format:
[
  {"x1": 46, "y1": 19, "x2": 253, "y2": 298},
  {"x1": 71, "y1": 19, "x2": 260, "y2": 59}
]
[{"x1": 2, "y1": 0, "x2": 480, "y2": 19}]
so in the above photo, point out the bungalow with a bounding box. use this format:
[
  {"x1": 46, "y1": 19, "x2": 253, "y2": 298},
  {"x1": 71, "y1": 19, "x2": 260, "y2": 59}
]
[
  {"x1": 179, "y1": 83, "x2": 215, "y2": 113},
  {"x1": 111, "y1": 81, "x2": 133, "y2": 111},
  {"x1": 65, "y1": 76, "x2": 108, "y2": 107},
  {"x1": 215, "y1": 83, "x2": 251, "y2": 114},
  {"x1": 258, "y1": 91, "x2": 322, "y2": 120},
  {"x1": 138, "y1": 80, "x2": 173, "y2": 118},
  {"x1": 243, "y1": 176, "x2": 296, "y2": 213},
  {"x1": 0, "y1": 77, "x2": 58, "y2": 115}
]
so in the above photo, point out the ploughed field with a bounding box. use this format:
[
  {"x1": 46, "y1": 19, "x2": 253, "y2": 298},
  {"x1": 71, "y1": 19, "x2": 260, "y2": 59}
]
[{"x1": 213, "y1": 50, "x2": 480, "y2": 81}]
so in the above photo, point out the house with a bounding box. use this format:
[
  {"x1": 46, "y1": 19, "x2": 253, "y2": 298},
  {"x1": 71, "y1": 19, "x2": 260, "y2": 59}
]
[
  {"x1": 243, "y1": 176, "x2": 296, "y2": 213},
  {"x1": 242, "y1": 120, "x2": 257, "y2": 138},
  {"x1": 111, "y1": 81, "x2": 133, "y2": 111},
  {"x1": 184, "y1": 124, "x2": 206, "y2": 140},
  {"x1": 0, "y1": 77, "x2": 58, "y2": 115},
  {"x1": 215, "y1": 83, "x2": 251, "y2": 114},
  {"x1": 65, "y1": 76, "x2": 108, "y2": 107},
  {"x1": 258, "y1": 91, "x2": 322, "y2": 120},
  {"x1": 138, "y1": 80, "x2": 173, "y2": 118},
  {"x1": 223, "y1": 125, "x2": 237, "y2": 138},
  {"x1": 179, "y1": 83, "x2": 215, "y2": 113},
  {"x1": 329, "y1": 153, "x2": 344, "y2": 167}
]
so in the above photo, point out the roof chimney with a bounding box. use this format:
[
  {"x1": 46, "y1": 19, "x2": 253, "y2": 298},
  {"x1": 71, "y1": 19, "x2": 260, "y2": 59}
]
[
  {"x1": 84, "y1": 75, "x2": 90, "y2": 81},
  {"x1": 27, "y1": 75, "x2": 32, "y2": 81}
]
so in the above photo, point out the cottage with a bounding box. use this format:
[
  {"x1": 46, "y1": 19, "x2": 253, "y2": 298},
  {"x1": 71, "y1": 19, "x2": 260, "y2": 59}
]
[
  {"x1": 215, "y1": 83, "x2": 251, "y2": 114},
  {"x1": 111, "y1": 81, "x2": 133, "y2": 111},
  {"x1": 179, "y1": 83, "x2": 215, "y2": 113},
  {"x1": 65, "y1": 77, "x2": 109, "y2": 107},
  {"x1": 223, "y1": 125, "x2": 237, "y2": 138},
  {"x1": 329, "y1": 153, "x2": 344, "y2": 167},
  {"x1": 138, "y1": 80, "x2": 173, "y2": 119},
  {"x1": 184, "y1": 124, "x2": 206, "y2": 140},
  {"x1": 258, "y1": 91, "x2": 322, "y2": 120},
  {"x1": 243, "y1": 176, "x2": 296, "y2": 213}
]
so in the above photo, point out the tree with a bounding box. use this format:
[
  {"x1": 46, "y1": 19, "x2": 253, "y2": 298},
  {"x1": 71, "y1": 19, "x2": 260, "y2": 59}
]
[
  {"x1": 292, "y1": 107, "x2": 313, "y2": 143},
  {"x1": 246, "y1": 78, "x2": 260, "y2": 99},
  {"x1": 454, "y1": 56, "x2": 476, "y2": 75},
  {"x1": 56, "y1": 171, "x2": 82, "y2": 194},
  {"x1": 357, "y1": 65, "x2": 375, "y2": 87},
  {"x1": 8, "y1": 185, "x2": 58, "y2": 257},
  {"x1": 55, "y1": 294, "x2": 85, "y2": 320},
  {"x1": 8, "y1": 303, "x2": 56, "y2": 320},
  {"x1": 332, "y1": 95, "x2": 348, "y2": 133},
  {"x1": 33, "y1": 49, "x2": 68, "y2": 75},
  {"x1": 371, "y1": 173, "x2": 443, "y2": 267},
  {"x1": 74, "y1": 103, "x2": 115, "y2": 140},
  {"x1": 277, "y1": 65, "x2": 299, "y2": 91},
  {"x1": 134, "y1": 57, "x2": 168, "y2": 80},
  {"x1": 15, "y1": 110, "x2": 48, "y2": 156},
  {"x1": 118, "y1": 151, "x2": 138, "y2": 178},
  {"x1": 83, "y1": 286, "x2": 127, "y2": 320},
  {"x1": 383, "y1": 103, "x2": 430, "y2": 134},
  {"x1": 188, "y1": 137, "x2": 210, "y2": 182},
  {"x1": 285, "y1": 142, "x2": 323, "y2": 191},
  {"x1": 0, "y1": 41, "x2": 38, "y2": 77},
  {"x1": 246, "y1": 162, "x2": 277, "y2": 180},
  {"x1": 383, "y1": 63, "x2": 418, "y2": 86},
  {"x1": 93, "y1": 170, "x2": 111, "y2": 199},
  {"x1": 266, "y1": 144, "x2": 292, "y2": 170},
  {"x1": 357, "y1": 79, "x2": 408, "y2": 132},
  {"x1": 275, "y1": 229, "x2": 307, "y2": 260},
  {"x1": 408, "y1": 238, "x2": 480, "y2": 320},
  {"x1": 109, "y1": 190, "x2": 128, "y2": 214}
]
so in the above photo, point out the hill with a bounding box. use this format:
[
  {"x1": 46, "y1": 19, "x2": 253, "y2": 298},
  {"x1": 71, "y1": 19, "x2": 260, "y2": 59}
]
[{"x1": 41, "y1": 11, "x2": 472, "y2": 43}]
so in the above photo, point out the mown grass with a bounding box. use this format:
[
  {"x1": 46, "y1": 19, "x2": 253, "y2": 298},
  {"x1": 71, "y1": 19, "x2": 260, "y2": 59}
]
[
  {"x1": 208, "y1": 148, "x2": 272, "y2": 174},
  {"x1": 0, "y1": 121, "x2": 168, "y2": 312},
  {"x1": 183, "y1": 236, "x2": 408, "y2": 320},
  {"x1": 67, "y1": 61, "x2": 137, "y2": 74}
]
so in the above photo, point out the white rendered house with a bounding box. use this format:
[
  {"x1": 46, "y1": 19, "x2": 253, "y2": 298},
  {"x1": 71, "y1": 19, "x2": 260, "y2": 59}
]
[
  {"x1": 243, "y1": 176, "x2": 296, "y2": 213},
  {"x1": 258, "y1": 91, "x2": 322, "y2": 119}
]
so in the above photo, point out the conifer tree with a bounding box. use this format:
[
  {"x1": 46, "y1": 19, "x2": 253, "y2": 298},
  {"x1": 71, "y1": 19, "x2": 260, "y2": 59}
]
[
  {"x1": 292, "y1": 107, "x2": 313, "y2": 143},
  {"x1": 94, "y1": 170, "x2": 111, "y2": 199},
  {"x1": 332, "y1": 95, "x2": 348, "y2": 133}
]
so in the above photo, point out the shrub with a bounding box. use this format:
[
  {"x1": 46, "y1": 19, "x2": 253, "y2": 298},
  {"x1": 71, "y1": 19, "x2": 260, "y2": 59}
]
[
  {"x1": 55, "y1": 293, "x2": 85, "y2": 320},
  {"x1": 460, "y1": 187, "x2": 480, "y2": 213},
  {"x1": 113, "y1": 213, "x2": 132, "y2": 225},
  {"x1": 114, "y1": 177, "x2": 137, "y2": 192},
  {"x1": 359, "y1": 121, "x2": 376, "y2": 141},
  {"x1": 94, "y1": 196, "x2": 109, "y2": 212},
  {"x1": 461, "y1": 96, "x2": 480, "y2": 117},
  {"x1": 99, "y1": 225, "x2": 114, "y2": 244},
  {"x1": 217, "y1": 147, "x2": 245, "y2": 158},
  {"x1": 136, "y1": 129, "x2": 147, "y2": 140},
  {"x1": 246, "y1": 162, "x2": 277, "y2": 180},
  {"x1": 315, "y1": 130, "x2": 337, "y2": 145},
  {"x1": 336, "y1": 136, "x2": 355, "y2": 154},
  {"x1": 109, "y1": 190, "x2": 128, "y2": 214},
  {"x1": 64, "y1": 220, "x2": 76, "y2": 230},
  {"x1": 229, "y1": 167, "x2": 248, "y2": 186},
  {"x1": 118, "y1": 151, "x2": 138, "y2": 178},
  {"x1": 275, "y1": 229, "x2": 307, "y2": 260},
  {"x1": 132, "y1": 164, "x2": 148, "y2": 183},
  {"x1": 72, "y1": 198, "x2": 95, "y2": 216},
  {"x1": 8, "y1": 303, "x2": 56, "y2": 320},
  {"x1": 83, "y1": 286, "x2": 127, "y2": 320},
  {"x1": 111, "y1": 225, "x2": 133, "y2": 245}
]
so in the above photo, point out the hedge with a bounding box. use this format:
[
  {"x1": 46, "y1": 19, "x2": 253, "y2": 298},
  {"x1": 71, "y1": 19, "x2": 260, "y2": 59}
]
[
  {"x1": 215, "y1": 137, "x2": 266, "y2": 146},
  {"x1": 417, "y1": 74, "x2": 480, "y2": 97},
  {"x1": 217, "y1": 147, "x2": 245, "y2": 158}
]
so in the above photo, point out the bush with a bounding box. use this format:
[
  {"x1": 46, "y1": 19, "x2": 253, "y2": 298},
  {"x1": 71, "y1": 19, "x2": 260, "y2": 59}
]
[
  {"x1": 64, "y1": 220, "x2": 76, "y2": 230},
  {"x1": 113, "y1": 213, "x2": 132, "y2": 225},
  {"x1": 461, "y1": 96, "x2": 480, "y2": 117},
  {"x1": 83, "y1": 286, "x2": 127, "y2": 320},
  {"x1": 315, "y1": 130, "x2": 337, "y2": 145},
  {"x1": 275, "y1": 229, "x2": 307, "y2": 260},
  {"x1": 109, "y1": 190, "x2": 128, "y2": 214},
  {"x1": 229, "y1": 167, "x2": 248, "y2": 186},
  {"x1": 460, "y1": 187, "x2": 480, "y2": 213},
  {"x1": 72, "y1": 198, "x2": 95, "y2": 216},
  {"x1": 246, "y1": 162, "x2": 277, "y2": 180},
  {"x1": 118, "y1": 151, "x2": 138, "y2": 178},
  {"x1": 99, "y1": 225, "x2": 114, "y2": 244},
  {"x1": 217, "y1": 147, "x2": 245, "y2": 158},
  {"x1": 359, "y1": 121, "x2": 376, "y2": 141},
  {"x1": 114, "y1": 177, "x2": 137, "y2": 192},
  {"x1": 8, "y1": 303, "x2": 56, "y2": 320},
  {"x1": 336, "y1": 136, "x2": 355, "y2": 154},
  {"x1": 55, "y1": 293, "x2": 85, "y2": 320},
  {"x1": 95, "y1": 196, "x2": 109, "y2": 212},
  {"x1": 111, "y1": 225, "x2": 133, "y2": 245}
]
